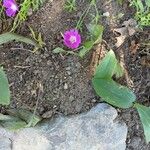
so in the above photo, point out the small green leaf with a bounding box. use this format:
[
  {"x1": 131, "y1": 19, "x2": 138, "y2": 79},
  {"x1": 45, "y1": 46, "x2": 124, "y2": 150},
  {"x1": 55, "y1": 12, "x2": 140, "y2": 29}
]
[
  {"x1": 92, "y1": 78, "x2": 136, "y2": 108},
  {"x1": 135, "y1": 104, "x2": 150, "y2": 143},
  {"x1": 0, "y1": 113, "x2": 17, "y2": 121},
  {"x1": 0, "y1": 32, "x2": 39, "y2": 47},
  {"x1": 53, "y1": 47, "x2": 66, "y2": 54},
  {"x1": 87, "y1": 24, "x2": 104, "y2": 43},
  {"x1": 7, "y1": 109, "x2": 41, "y2": 127},
  {"x1": 0, "y1": 68, "x2": 10, "y2": 105},
  {"x1": 0, "y1": 120, "x2": 27, "y2": 130},
  {"x1": 78, "y1": 41, "x2": 94, "y2": 58},
  {"x1": 53, "y1": 47, "x2": 77, "y2": 56},
  {"x1": 136, "y1": 0, "x2": 144, "y2": 12},
  {"x1": 94, "y1": 50, "x2": 118, "y2": 79},
  {"x1": 145, "y1": 0, "x2": 150, "y2": 7},
  {"x1": 29, "y1": 26, "x2": 36, "y2": 40}
]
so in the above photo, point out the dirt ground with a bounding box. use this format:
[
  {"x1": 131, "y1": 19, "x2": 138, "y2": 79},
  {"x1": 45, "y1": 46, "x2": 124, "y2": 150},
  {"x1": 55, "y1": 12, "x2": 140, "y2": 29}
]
[{"x1": 0, "y1": 0, "x2": 150, "y2": 149}]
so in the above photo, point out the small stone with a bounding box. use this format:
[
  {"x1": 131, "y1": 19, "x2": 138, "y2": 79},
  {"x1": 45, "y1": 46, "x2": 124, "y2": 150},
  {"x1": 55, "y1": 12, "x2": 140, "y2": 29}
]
[
  {"x1": 66, "y1": 67, "x2": 71, "y2": 71},
  {"x1": 75, "y1": 62, "x2": 81, "y2": 69},
  {"x1": 69, "y1": 96, "x2": 74, "y2": 102},
  {"x1": 47, "y1": 60, "x2": 52, "y2": 65},
  {"x1": 63, "y1": 83, "x2": 68, "y2": 90},
  {"x1": 66, "y1": 71, "x2": 71, "y2": 75},
  {"x1": 91, "y1": 99, "x2": 97, "y2": 103},
  {"x1": 53, "y1": 105, "x2": 57, "y2": 109},
  {"x1": 42, "y1": 111, "x2": 53, "y2": 119},
  {"x1": 103, "y1": 12, "x2": 110, "y2": 17}
]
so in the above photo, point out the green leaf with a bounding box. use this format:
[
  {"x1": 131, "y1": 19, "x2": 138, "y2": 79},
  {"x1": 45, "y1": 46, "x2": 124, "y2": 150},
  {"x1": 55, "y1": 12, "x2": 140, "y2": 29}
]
[
  {"x1": 78, "y1": 41, "x2": 94, "y2": 58},
  {"x1": 87, "y1": 24, "x2": 104, "y2": 43},
  {"x1": 0, "y1": 113, "x2": 27, "y2": 130},
  {"x1": 92, "y1": 78, "x2": 136, "y2": 108},
  {"x1": 7, "y1": 109, "x2": 42, "y2": 127},
  {"x1": 114, "y1": 62, "x2": 124, "y2": 78},
  {"x1": 135, "y1": 104, "x2": 150, "y2": 143},
  {"x1": 0, "y1": 68, "x2": 10, "y2": 105},
  {"x1": 145, "y1": 0, "x2": 150, "y2": 7},
  {"x1": 94, "y1": 50, "x2": 118, "y2": 79},
  {"x1": 136, "y1": 0, "x2": 144, "y2": 12},
  {"x1": 53, "y1": 47, "x2": 77, "y2": 56},
  {"x1": 53, "y1": 47, "x2": 66, "y2": 54},
  {"x1": 0, "y1": 113, "x2": 17, "y2": 121},
  {"x1": 0, "y1": 32, "x2": 39, "y2": 47},
  {"x1": 0, "y1": 120, "x2": 27, "y2": 130}
]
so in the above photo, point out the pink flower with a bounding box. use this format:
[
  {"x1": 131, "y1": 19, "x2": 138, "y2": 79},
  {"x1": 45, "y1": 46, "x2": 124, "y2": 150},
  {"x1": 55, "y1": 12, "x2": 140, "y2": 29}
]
[
  {"x1": 63, "y1": 29, "x2": 81, "y2": 49},
  {"x1": 3, "y1": 0, "x2": 18, "y2": 17}
]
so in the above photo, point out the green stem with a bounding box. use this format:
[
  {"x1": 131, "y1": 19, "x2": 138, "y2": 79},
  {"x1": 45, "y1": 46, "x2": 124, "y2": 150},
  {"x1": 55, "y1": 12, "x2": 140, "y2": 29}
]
[
  {"x1": 76, "y1": 6, "x2": 90, "y2": 29},
  {"x1": 76, "y1": 1, "x2": 95, "y2": 29},
  {"x1": 75, "y1": 0, "x2": 100, "y2": 29}
]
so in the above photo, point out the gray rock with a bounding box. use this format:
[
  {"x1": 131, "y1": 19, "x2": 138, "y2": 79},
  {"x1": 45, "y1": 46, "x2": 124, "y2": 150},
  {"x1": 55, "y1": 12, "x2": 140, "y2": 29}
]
[
  {"x1": 0, "y1": 103, "x2": 127, "y2": 150},
  {"x1": 0, "y1": 138, "x2": 11, "y2": 150},
  {"x1": 0, "y1": 128, "x2": 12, "y2": 150}
]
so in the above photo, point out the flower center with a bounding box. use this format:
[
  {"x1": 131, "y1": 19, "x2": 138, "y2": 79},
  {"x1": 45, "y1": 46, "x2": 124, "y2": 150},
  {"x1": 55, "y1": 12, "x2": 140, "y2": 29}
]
[
  {"x1": 11, "y1": 4, "x2": 18, "y2": 11},
  {"x1": 69, "y1": 36, "x2": 76, "y2": 44}
]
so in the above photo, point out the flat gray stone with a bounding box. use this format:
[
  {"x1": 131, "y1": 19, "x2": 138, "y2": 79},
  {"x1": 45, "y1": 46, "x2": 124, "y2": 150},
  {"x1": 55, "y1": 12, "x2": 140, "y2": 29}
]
[
  {"x1": 0, "y1": 138, "x2": 11, "y2": 150},
  {"x1": 0, "y1": 103, "x2": 128, "y2": 150}
]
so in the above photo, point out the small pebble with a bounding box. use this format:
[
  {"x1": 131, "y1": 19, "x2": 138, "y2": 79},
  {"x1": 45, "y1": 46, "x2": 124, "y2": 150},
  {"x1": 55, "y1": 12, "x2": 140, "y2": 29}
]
[
  {"x1": 64, "y1": 83, "x2": 68, "y2": 90},
  {"x1": 42, "y1": 111, "x2": 53, "y2": 118},
  {"x1": 66, "y1": 67, "x2": 71, "y2": 71},
  {"x1": 69, "y1": 96, "x2": 74, "y2": 102},
  {"x1": 103, "y1": 12, "x2": 110, "y2": 17},
  {"x1": 91, "y1": 99, "x2": 97, "y2": 103},
  {"x1": 67, "y1": 71, "x2": 71, "y2": 75},
  {"x1": 47, "y1": 60, "x2": 52, "y2": 65}
]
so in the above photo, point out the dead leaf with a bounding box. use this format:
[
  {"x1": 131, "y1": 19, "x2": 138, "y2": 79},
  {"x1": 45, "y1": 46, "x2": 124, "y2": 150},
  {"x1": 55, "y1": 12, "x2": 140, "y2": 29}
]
[
  {"x1": 130, "y1": 40, "x2": 140, "y2": 54},
  {"x1": 114, "y1": 19, "x2": 137, "y2": 47},
  {"x1": 123, "y1": 19, "x2": 137, "y2": 27},
  {"x1": 89, "y1": 42, "x2": 107, "y2": 78},
  {"x1": 141, "y1": 56, "x2": 150, "y2": 67},
  {"x1": 115, "y1": 36, "x2": 126, "y2": 48}
]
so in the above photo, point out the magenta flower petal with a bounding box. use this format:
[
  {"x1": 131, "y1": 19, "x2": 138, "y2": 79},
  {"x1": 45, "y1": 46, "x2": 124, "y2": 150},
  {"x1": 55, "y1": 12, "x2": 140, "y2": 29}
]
[
  {"x1": 3, "y1": 0, "x2": 18, "y2": 17},
  {"x1": 6, "y1": 8, "x2": 15, "y2": 17},
  {"x1": 63, "y1": 29, "x2": 81, "y2": 49},
  {"x1": 3, "y1": 0, "x2": 12, "y2": 7}
]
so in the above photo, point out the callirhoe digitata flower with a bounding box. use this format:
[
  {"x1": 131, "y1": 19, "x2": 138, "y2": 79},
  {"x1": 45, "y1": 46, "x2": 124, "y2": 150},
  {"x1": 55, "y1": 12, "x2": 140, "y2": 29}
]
[
  {"x1": 63, "y1": 29, "x2": 81, "y2": 49},
  {"x1": 3, "y1": 0, "x2": 18, "y2": 17}
]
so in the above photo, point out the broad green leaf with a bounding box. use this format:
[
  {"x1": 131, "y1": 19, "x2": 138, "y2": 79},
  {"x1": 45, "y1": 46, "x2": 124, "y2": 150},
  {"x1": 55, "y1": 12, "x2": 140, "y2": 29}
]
[
  {"x1": 113, "y1": 62, "x2": 124, "y2": 78},
  {"x1": 0, "y1": 68, "x2": 10, "y2": 105},
  {"x1": 94, "y1": 50, "x2": 118, "y2": 79},
  {"x1": 92, "y1": 78, "x2": 136, "y2": 108},
  {"x1": 78, "y1": 41, "x2": 94, "y2": 58},
  {"x1": 53, "y1": 47, "x2": 66, "y2": 54},
  {"x1": 0, "y1": 32, "x2": 38, "y2": 47},
  {"x1": 7, "y1": 109, "x2": 42, "y2": 127},
  {"x1": 87, "y1": 24, "x2": 104, "y2": 44},
  {"x1": 0, "y1": 113, "x2": 18, "y2": 121},
  {"x1": 135, "y1": 104, "x2": 150, "y2": 143},
  {"x1": 0, "y1": 120, "x2": 27, "y2": 130}
]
